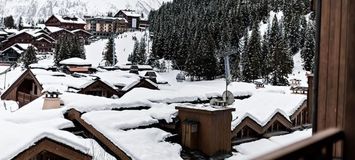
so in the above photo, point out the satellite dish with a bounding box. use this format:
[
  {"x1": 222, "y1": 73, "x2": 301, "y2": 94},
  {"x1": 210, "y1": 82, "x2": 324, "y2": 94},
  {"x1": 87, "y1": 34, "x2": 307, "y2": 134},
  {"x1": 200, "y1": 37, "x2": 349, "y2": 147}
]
[
  {"x1": 210, "y1": 98, "x2": 218, "y2": 105},
  {"x1": 222, "y1": 90, "x2": 235, "y2": 105}
]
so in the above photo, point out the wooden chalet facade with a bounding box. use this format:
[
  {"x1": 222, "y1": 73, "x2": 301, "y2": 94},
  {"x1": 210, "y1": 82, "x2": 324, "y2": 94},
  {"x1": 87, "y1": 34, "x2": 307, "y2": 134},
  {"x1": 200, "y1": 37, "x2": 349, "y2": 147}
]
[
  {"x1": 14, "y1": 138, "x2": 91, "y2": 160},
  {"x1": 1, "y1": 69, "x2": 43, "y2": 107},
  {"x1": 45, "y1": 15, "x2": 86, "y2": 30},
  {"x1": 0, "y1": 69, "x2": 123, "y2": 107},
  {"x1": 0, "y1": 44, "x2": 38, "y2": 63},
  {"x1": 0, "y1": 32, "x2": 33, "y2": 50},
  {"x1": 0, "y1": 30, "x2": 55, "y2": 54},
  {"x1": 33, "y1": 37, "x2": 55, "y2": 53},
  {"x1": 48, "y1": 29, "x2": 75, "y2": 41},
  {"x1": 114, "y1": 10, "x2": 142, "y2": 30}
]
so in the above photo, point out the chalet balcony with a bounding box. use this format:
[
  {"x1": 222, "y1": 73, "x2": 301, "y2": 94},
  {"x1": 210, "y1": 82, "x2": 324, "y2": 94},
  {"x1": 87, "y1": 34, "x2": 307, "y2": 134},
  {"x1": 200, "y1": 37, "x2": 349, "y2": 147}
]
[
  {"x1": 17, "y1": 91, "x2": 40, "y2": 106},
  {"x1": 253, "y1": 128, "x2": 344, "y2": 160}
]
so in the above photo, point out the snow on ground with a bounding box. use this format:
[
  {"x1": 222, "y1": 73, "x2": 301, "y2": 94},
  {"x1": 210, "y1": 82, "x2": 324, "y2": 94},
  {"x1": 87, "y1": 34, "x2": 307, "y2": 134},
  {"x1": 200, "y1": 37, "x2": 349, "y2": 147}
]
[
  {"x1": 228, "y1": 129, "x2": 312, "y2": 160},
  {"x1": 85, "y1": 39, "x2": 107, "y2": 67},
  {"x1": 85, "y1": 31, "x2": 149, "y2": 67},
  {"x1": 289, "y1": 51, "x2": 309, "y2": 87}
]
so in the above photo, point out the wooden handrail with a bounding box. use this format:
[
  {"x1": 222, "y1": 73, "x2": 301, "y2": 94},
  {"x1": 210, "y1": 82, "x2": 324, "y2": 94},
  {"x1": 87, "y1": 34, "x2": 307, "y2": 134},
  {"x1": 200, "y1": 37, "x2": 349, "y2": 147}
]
[{"x1": 253, "y1": 128, "x2": 345, "y2": 160}]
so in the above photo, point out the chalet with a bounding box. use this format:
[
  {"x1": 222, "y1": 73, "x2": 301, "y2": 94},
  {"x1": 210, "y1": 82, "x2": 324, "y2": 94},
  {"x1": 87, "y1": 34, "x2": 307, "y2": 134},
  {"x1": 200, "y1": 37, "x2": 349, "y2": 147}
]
[
  {"x1": 0, "y1": 43, "x2": 37, "y2": 63},
  {"x1": 0, "y1": 69, "x2": 123, "y2": 107},
  {"x1": 33, "y1": 37, "x2": 54, "y2": 53},
  {"x1": 119, "y1": 78, "x2": 159, "y2": 95},
  {"x1": 45, "y1": 27, "x2": 75, "y2": 41},
  {"x1": 0, "y1": 31, "x2": 34, "y2": 50},
  {"x1": 59, "y1": 58, "x2": 93, "y2": 74},
  {"x1": 85, "y1": 17, "x2": 128, "y2": 37},
  {"x1": 69, "y1": 79, "x2": 123, "y2": 98},
  {"x1": 114, "y1": 10, "x2": 142, "y2": 30},
  {"x1": 0, "y1": 29, "x2": 55, "y2": 53},
  {"x1": 1, "y1": 69, "x2": 43, "y2": 107},
  {"x1": 45, "y1": 15, "x2": 86, "y2": 30}
]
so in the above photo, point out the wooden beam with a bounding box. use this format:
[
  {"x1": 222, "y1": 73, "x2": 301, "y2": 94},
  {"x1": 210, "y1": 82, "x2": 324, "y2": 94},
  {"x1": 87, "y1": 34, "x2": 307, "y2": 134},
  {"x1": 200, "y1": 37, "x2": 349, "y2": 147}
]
[
  {"x1": 65, "y1": 109, "x2": 131, "y2": 160},
  {"x1": 252, "y1": 128, "x2": 344, "y2": 160}
]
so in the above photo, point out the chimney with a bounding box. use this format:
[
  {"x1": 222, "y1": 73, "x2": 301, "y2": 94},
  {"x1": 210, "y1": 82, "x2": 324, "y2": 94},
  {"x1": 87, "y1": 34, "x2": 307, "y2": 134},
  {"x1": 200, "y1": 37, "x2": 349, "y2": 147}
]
[
  {"x1": 42, "y1": 91, "x2": 62, "y2": 110},
  {"x1": 176, "y1": 106, "x2": 235, "y2": 157}
]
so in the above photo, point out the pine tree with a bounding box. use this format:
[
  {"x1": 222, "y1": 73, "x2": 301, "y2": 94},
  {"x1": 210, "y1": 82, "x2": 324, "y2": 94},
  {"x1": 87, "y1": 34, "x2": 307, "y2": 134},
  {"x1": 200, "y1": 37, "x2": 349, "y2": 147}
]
[
  {"x1": 4, "y1": 16, "x2": 15, "y2": 28},
  {"x1": 269, "y1": 15, "x2": 293, "y2": 86},
  {"x1": 18, "y1": 17, "x2": 23, "y2": 30},
  {"x1": 299, "y1": 16, "x2": 307, "y2": 50},
  {"x1": 129, "y1": 40, "x2": 140, "y2": 65},
  {"x1": 21, "y1": 46, "x2": 38, "y2": 68},
  {"x1": 287, "y1": 15, "x2": 301, "y2": 55},
  {"x1": 261, "y1": 22, "x2": 271, "y2": 81},
  {"x1": 71, "y1": 36, "x2": 85, "y2": 59},
  {"x1": 301, "y1": 21, "x2": 316, "y2": 71},
  {"x1": 247, "y1": 23, "x2": 262, "y2": 80},
  {"x1": 103, "y1": 37, "x2": 117, "y2": 66},
  {"x1": 137, "y1": 37, "x2": 147, "y2": 64},
  {"x1": 241, "y1": 30, "x2": 252, "y2": 82}
]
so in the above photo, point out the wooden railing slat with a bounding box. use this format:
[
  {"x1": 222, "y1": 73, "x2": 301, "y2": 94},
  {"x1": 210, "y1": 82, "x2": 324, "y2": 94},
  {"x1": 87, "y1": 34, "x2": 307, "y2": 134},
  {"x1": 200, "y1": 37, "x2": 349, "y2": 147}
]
[{"x1": 253, "y1": 128, "x2": 344, "y2": 160}]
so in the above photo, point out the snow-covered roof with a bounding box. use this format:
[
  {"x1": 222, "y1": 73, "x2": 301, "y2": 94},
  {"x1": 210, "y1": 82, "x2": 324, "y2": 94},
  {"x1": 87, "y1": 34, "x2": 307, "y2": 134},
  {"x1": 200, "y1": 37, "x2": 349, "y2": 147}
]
[
  {"x1": 71, "y1": 29, "x2": 92, "y2": 35},
  {"x1": 1, "y1": 45, "x2": 23, "y2": 54},
  {"x1": 15, "y1": 43, "x2": 37, "y2": 51},
  {"x1": 53, "y1": 15, "x2": 86, "y2": 25},
  {"x1": 0, "y1": 115, "x2": 90, "y2": 159},
  {"x1": 36, "y1": 37, "x2": 52, "y2": 43},
  {"x1": 59, "y1": 58, "x2": 92, "y2": 66},
  {"x1": 31, "y1": 69, "x2": 92, "y2": 93},
  {"x1": 94, "y1": 70, "x2": 141, "y2": 88},
  {"x1": 120, "y1": 10, "x2": 141, "y2": 18},
  {"x1": 121, "y1": 78, "x2": 158, "y2": 91},
  {"x1": 4, "y1": 29, "x2": 19, "y2": 34},
  {"x1": 45, "y1": 26, "x2": 64, "y2": 33},
  {"x1": 81, "y1": 105, "x2": 182, "y2": 159},
  {"x1": 117, "y1": 64, "x2": 153, "y2": 70},
  {"x1": 0, "y1": 31, "x2": 8, "y2": 35},
  {"x1": 231, "y1": 92, "x2": 307, "y2": 129},
  {"x1": 229, "y1": 129, "x2": 312, "y2": 160}
]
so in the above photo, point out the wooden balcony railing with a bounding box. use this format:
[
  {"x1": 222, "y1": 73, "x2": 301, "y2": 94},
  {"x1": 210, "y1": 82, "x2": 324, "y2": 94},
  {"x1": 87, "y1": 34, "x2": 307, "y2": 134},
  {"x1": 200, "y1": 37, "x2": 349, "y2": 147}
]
[
  {"x1": 253, "y1": 128, "x2": 345, "y2": 160},
  {"x1": 17, "y1": 91, "x2": 40, "y2": 106}
]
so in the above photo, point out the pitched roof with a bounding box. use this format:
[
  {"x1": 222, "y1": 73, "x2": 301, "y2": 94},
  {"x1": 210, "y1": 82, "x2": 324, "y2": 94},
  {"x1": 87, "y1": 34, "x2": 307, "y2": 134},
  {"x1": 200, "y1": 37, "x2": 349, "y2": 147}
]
[
  {"x1": 59, "y1": 58, "x2": 92, "y2": 66},
  {"x1": 71, "y1": 29, "x2": 93, "y2": 36},
  {"x1": 51, "y1": 15, "x2": 86, "y2": 25},
  {"x1": 120, "y1": 10, "x2": 141, "y2": 17},
  {"x1": 45, "y1": 26, "x2": 64, "y2": 33}
]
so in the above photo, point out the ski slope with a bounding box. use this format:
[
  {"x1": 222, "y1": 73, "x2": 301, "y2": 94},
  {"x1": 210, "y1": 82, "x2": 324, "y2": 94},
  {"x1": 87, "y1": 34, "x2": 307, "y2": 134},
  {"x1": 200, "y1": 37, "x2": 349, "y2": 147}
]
[{"x1": 85, "y1": 31, "x2": 150, "y2": 67}]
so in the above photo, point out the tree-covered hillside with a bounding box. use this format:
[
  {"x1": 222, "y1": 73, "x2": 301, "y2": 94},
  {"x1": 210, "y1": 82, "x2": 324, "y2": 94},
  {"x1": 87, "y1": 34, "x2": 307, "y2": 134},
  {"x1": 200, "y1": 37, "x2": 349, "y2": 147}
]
[{"x1": 149, "y1": 0, "x2": 315, "y2": 85}]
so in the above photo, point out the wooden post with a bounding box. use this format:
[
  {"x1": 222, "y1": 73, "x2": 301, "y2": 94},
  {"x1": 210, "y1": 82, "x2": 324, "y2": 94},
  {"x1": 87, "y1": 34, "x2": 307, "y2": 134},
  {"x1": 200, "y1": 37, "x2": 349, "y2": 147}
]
[{"x1": 316, "y1": 0, "x2": 355, "y2": 158}]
